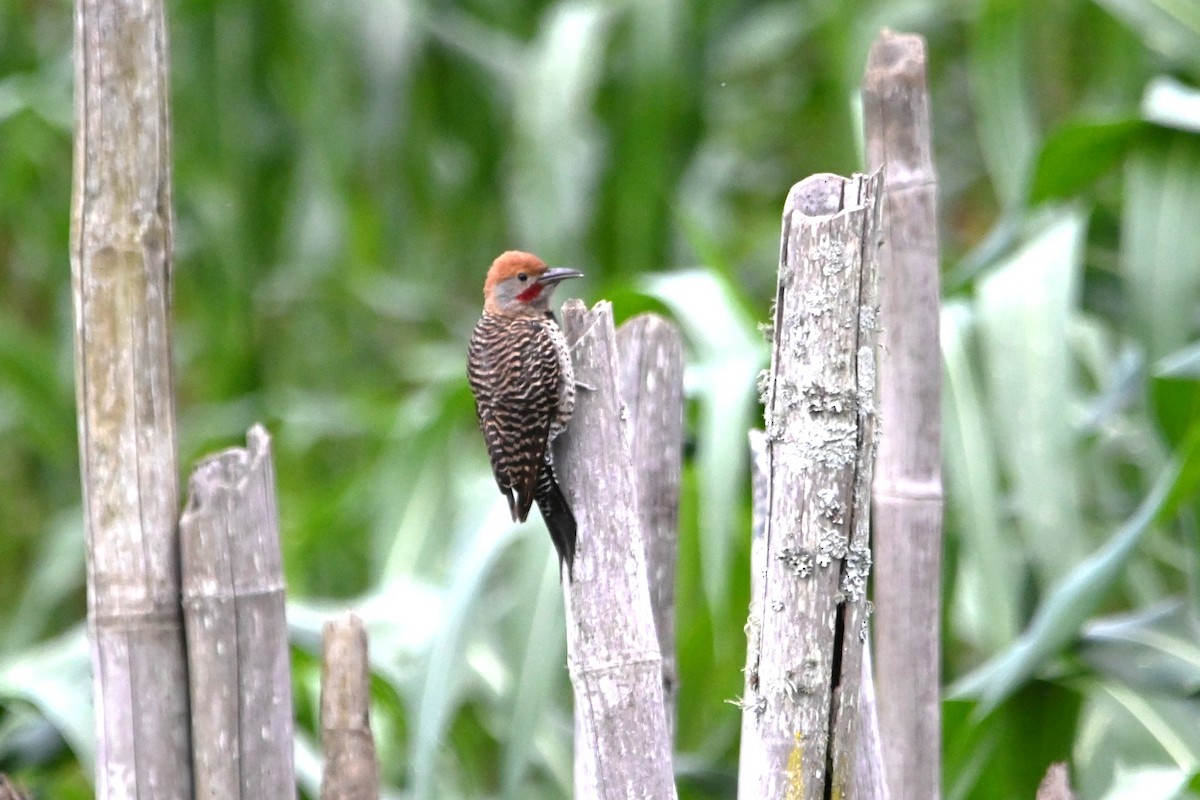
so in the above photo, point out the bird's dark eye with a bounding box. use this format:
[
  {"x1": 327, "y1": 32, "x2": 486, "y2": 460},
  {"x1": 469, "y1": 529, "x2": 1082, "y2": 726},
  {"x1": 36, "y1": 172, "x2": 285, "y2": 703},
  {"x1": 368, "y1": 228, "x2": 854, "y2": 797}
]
[{"x1": 517, "y1": 272, "x2": 528, "y2": 282}]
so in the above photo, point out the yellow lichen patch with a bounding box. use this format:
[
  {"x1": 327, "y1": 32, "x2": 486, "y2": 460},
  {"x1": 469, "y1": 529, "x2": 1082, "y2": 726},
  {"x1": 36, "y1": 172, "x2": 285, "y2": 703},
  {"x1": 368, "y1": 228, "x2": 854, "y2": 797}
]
[{"x1": 784, "y1": 731, "x2": 805, "y2": 800}]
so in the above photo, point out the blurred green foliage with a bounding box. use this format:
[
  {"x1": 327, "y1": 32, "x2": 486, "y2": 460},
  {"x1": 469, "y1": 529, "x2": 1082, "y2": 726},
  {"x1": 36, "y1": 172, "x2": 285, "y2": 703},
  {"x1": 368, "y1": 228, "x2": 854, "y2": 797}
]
[{"x1": 1, "y1": 0, "x2": 1199, "y2": 797}]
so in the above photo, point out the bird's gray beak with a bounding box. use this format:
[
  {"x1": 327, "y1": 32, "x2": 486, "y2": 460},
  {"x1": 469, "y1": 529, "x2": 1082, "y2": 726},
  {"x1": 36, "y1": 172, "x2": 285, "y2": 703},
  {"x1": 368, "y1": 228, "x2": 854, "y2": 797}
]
[{"x1": 538, "y1": 267, "x2": 584, "y2": 286}]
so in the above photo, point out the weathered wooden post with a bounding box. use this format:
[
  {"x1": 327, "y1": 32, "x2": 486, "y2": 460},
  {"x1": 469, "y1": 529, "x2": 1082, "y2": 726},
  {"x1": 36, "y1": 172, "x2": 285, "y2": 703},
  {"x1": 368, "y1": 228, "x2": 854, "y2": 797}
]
[
  {"x1": 750, "y1": 427, "x2": 889, "y2": 799},
  {"x1": 863, "y1": 30, "x2": 944, "y2": 800},
  {"x1": 1036, "y1": 764, "x2": 1075, "y2": 800},
  {"x1": 0, "y1": 774, "x2": 30, "y2": 800},
  {"x1": 180, "y1": 425, "x2": 296, "y2": 798},
  {"x1": 321, "y1": 613, "x2": 380, "y2": 800},
  {"x1": 738, "y1": 171, "x2": 883, "y2": 799},
  {"x1": 554, "y1": 300, "x2": 679, "y2": 800},
  {"x1": 69, "y1": 0, "x2": 192, "y2": 795},
  {"x1": 616, "y1": 314, "x2": 685, "y2": 740}
]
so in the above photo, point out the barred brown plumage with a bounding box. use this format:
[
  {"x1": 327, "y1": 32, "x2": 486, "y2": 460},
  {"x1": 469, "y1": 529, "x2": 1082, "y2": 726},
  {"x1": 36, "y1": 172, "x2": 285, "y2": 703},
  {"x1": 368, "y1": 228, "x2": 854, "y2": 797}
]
[{"x1": 467, "y1": 251, "x2": 583, "y2": 579}]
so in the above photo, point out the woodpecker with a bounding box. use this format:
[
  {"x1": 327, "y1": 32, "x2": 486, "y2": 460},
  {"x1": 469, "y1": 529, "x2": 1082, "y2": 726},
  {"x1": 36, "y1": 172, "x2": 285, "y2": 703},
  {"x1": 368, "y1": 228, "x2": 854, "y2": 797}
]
[{"x1": 467, "y1": 250, "x2": 583, "y2": 579}]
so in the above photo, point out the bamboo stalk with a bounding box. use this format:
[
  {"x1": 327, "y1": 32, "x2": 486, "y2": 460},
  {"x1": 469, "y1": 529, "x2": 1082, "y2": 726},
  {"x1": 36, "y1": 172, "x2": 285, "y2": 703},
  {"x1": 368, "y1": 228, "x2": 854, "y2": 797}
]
[
  {"x1": 616, "y1": 313, "x2": 685, "y2": 742},
  {"x1": 752, "y1": 430, "x2": 889, "y2": 800},
  {"x1": 863, "y1": 30, "x2": 944, "y2": 800},
  {"x1": 180, "y1": 425, "x2": 296, "y2": 798},
  {"x1": 855, "y1": 639, "x2": 891, "y2": 800},
  {"x1": 554, "y1": 300, "x2": 678, "y2": 800},
  {"x1": 321, "y1": 613, "x2": 380, "y2": 800},
  {"x1": 1035, "y1": 763, "x2": 1075, "y2": 800},
  {"x1": 0, "y1": 774, "x2": 30, "y2": 800},
  {"x1": 738, "y1": 171, "x2": 883, "y2": 800},
  {"x1": 69, "y1": 0, "x2": 191, "y2": 795},
  {"x1": 747, "y1": 428, "x2": 769, "y2": 628}
]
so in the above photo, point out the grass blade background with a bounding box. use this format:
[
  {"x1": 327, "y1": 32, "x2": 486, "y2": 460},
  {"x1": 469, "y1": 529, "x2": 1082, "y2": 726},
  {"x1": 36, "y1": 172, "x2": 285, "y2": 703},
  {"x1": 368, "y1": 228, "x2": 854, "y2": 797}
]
[
  {"x1": 941, "y1": 301, "x2": 1021, "y2": 652},
  {"x1": 950, "y1": 452, "x2": 1185, "y2": 714},
  {"x1": 976, "y1": 210, "x2": 1088, "y2": 587}
]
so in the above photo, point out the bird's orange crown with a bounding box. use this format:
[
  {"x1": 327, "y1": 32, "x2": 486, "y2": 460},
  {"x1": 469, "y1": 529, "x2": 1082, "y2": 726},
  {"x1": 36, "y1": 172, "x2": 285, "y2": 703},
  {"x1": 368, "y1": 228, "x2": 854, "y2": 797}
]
[{"x1": 483, "y1": 250, "x2": 548, "y2": 297}]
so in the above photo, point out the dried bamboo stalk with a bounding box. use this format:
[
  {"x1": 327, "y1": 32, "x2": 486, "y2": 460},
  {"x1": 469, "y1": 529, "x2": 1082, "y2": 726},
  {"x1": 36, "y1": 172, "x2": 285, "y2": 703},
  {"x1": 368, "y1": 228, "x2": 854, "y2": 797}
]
[
  {"x1": 738, "y1": 171, "x2": 883, "y2": 800},
  {"x1": 748, "y1": 429, "x2": 769, "y2": 611},
  {"x1": 555, "y1": 300, "x2": 678, "y2": 800},
  {"x1": 321, "y1": 613, "x2": 380, "y2": 800},
  {"x1": 69, "y1": 0, "x2": 191, "y2": 795},
  {"x1": 855, "y1": 639, "x2": 890, "y2": 800},
  {"x1": 752, "y1": 429, "x2": 889, "y2": 800},
  {"x1": 1035, "y1": 763, "x2": 1075, "y2": 800},
  {"x1": 863, "y1": 30, "x2": 944, "y2": 800},
  {"x1": 180, "y1": 425, "x2": 296, "y2": 799},
  {"x1": 0, "y1": 774, "x2": 30, "y2": 800},
  {"x1": 616, "y1": 314, "x2": 685, "y2": 742}
]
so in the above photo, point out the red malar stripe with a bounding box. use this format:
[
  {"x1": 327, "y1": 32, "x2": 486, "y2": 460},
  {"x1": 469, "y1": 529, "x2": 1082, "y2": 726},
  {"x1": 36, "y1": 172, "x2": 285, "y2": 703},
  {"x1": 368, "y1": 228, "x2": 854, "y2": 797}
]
[{"x1": 516, "y1": 283, "x2": 544, "y2": 303}]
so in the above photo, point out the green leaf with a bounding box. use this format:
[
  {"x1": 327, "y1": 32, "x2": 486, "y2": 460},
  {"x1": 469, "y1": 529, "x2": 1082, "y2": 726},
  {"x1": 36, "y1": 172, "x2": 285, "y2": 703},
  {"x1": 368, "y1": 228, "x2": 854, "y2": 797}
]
[
  {"x1": 944, "y1": 685, "x2": 1081, "y2": 800},
  {"x1": 1123, "y1": 131, "x2": 1200, "y2": 362},
  {"x1": 949, "y1": 453, "x2": 1186, "y2": 715},
  {"x1": 976, "y1": 210, "x2": 1088, "y2": 586},
  {"x1": 1155, "y1": 427, "x2": 1200, "y2": 525},
  {"x1": 1075, "y1": 678, "x2": 1200, "y2": 796},
  {"x1": 507, "y1": 1, "x2": 616, "y2": 261},
  {"x1": 970, "y1": 0, "x2": 1041, "y2": 208},
  {"x1": 1080, "y1": 602, "x2": 1200, "y2": 696},
  {"x1": 1151, "y1": 378, "x2": 1200, "y2": 451},
  {"x1": 1142, "y1": 76, "x2": 1200, "y2": 134},
  {"x1": 0, "y1": 513, "x2": 85, "y2": 652},
  {"x1": 941, "y1": 301, "x2": 1021, "y2": 652},
  {"x1": 1101, "y1": 765, "x2": 1192, "y2": 800},
  {"x1": 1091, "y1": 0, "x2": 1200, "y2": 70},
  {"x1": 640, "y1": 270, "x2": 764, "y2": 623},
  {"x1": 1029, "y1": 119, "x2": 1146, "y2": 204},
  {"x1": 410, "y1": 484, "x2": 521, "y2": 800},
  {"x1": 0, "y1": 628, "x2": 94, "y2": 774},
  {"x1": 500, "y1": 550, "x2": 567, "y2": 797},
  {"x1": 1155, "y1": 341, "x2": 1200, "y2": 378}
]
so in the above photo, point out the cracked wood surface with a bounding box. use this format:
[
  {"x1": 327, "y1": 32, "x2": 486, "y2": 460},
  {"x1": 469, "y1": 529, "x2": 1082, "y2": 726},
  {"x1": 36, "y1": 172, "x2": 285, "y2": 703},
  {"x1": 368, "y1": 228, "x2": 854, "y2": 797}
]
[{"x1": 739, "y1": 171, "x2": 883, "y2": 800}]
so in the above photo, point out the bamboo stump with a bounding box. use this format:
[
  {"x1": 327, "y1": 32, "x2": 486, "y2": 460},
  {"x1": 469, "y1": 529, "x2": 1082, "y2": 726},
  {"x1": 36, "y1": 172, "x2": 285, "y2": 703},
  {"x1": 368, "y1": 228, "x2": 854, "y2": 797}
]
[
  {"x1": 554, "y1": 300, "x2": 678, "y2": 800},
  {"x1": 321, "y1": 613, "x2": 380, "y2": 800},
  {"x1": 739, "y1": 171, "x2": 883, "y2": 800},
  {"x1": 180, "y1": 425, "x2": 296, "y2": 799}
]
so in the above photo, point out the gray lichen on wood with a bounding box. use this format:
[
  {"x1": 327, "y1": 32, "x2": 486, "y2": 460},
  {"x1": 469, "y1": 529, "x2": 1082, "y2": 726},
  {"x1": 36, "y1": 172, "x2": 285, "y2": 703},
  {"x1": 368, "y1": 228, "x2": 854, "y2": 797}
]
[
  {"x1": 863, "y1": 28, "x2": 944, "y2": 800},
  {"x1": 554, "y1": 300, "x2": 678, "y2": 800},
  {"x1": 321, "y1": 613, "x2": 380, "y2": 800},
  {"x1": 70, "y1": 0, "x2": 191, "y2": 795},
  {"x1": 180, "y1": 425, "x2": 296, "y2": 799},
  {"x1": 738, "y1": 171, "x2": 882, "y2": 800}
]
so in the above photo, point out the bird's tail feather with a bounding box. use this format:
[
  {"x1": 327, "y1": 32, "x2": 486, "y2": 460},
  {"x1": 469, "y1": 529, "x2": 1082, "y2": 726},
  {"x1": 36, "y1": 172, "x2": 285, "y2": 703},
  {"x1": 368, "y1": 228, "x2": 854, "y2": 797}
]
[{"x1": 535, "y1": 460, "x2": 576, "y2": 581}]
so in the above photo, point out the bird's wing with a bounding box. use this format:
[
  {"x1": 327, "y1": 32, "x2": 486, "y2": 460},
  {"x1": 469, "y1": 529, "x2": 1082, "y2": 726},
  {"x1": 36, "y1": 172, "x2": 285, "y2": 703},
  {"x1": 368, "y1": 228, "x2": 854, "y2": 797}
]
[{"x1": 467, "y1": 317, "x2": 562, "y2": 522}]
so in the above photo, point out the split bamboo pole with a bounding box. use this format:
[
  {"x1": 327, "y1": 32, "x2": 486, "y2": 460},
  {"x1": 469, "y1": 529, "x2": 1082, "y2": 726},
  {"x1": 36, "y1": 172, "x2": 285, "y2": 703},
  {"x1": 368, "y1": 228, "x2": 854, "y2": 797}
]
[{"x1": 738, "y1": 171, "x2": 883, "y2": 799}]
